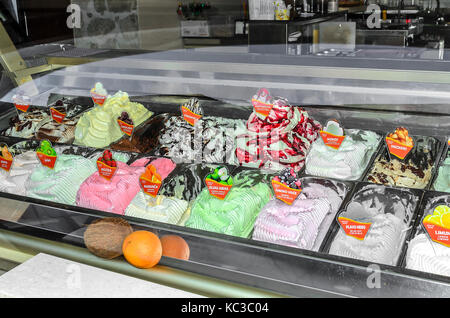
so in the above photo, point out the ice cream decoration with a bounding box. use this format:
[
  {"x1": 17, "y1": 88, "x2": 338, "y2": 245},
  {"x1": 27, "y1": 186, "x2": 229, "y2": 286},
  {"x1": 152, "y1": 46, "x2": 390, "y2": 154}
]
[
  {"x1": 385, "y1": 127, "x2": 414, "y2": 160},
  {"x1": 422, "y1": 205, "x2": 450, "y2": 247},
  {"x1": 117, "y1": 111, "x2": 134, "y2": 136},
  {"x1": 181, "y1": 98, "x2": 203, "y2": 126},
  {"x1": 0, "y1": 144, "x2": 13, "y2": 172},
  {"x1": 36, "y1": 140, "x2": 57, "y2": 169},
  {"x1": 90, "y1": 82, "x2": 108, "y2": 106},
  {"x1": 50, "y1": 100, "x2": 67, "y2": 124},
  {"x1": 319, "y1": 119, "x2": 346, "y2": 150},
  {"x1": 139, "y1": 164, "x2": 162, "y2": 197},
  {"x1": 251, "y1": 88, "x2": 273, "y2": 119},
  {"x1": 325, "y1": 120, "x2": 344, "y2": 136},
  {"x1": 205, "y1": 166, "x2": 233, "y2": 200},
  {"x1": 272, "y1": 168, "x2": 302, "y2": 205},
  {"x1": 12, "y1": 94, "x2": 31, "y2": 113},
  {"x1": 96, "y1": 150, "x2": 117, "y2": 180},
  {"x1": 273, "y1": 168, "x2": 301, "y2": 189}
]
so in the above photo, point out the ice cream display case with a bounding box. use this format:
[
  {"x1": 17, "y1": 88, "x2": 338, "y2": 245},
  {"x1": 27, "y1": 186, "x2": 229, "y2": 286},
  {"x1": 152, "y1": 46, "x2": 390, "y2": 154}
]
[{"x1": 0, "y1": 49, "x2": 449, "y2": 298}]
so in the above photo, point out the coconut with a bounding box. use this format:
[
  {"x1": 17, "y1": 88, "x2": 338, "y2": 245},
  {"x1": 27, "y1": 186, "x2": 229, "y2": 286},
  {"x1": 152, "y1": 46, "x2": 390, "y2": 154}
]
[{"x1": 84, "y1": 217, "x2": 133, "y2": 259}]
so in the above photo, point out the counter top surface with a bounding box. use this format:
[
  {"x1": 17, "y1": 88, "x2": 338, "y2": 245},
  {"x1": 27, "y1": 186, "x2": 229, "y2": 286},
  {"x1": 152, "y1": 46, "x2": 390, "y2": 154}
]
[{"x1": 0, "y1": 253, "x2": 203, "y2": 298}]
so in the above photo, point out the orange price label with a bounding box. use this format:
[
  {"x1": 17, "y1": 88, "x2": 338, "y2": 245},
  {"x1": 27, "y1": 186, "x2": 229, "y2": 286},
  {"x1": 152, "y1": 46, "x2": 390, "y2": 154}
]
[
  {"x1": 252, "y1": 99, "x2": 273, "y2": 118},
  {"x1": 91, "y1": 92, "x2": 107, "y2": 106},
  {"x1": 15, "y1": 104, "x2": 30, "y2": 113},
  {"x1": 271, "y1": 179, "x2": 302, "y2": 205},
  {"x1": 139, "y1": 177, "x2": 161, "y2": 197},
  {"x1": 117, "y1": 119, "x2": 134, "y2": 136},
  {"x1": 423, "y1": 221, "x2": 450, "y2": 247},
  {"x1": 181, "y1": 106, "x2": 202, "y2": 126},
  {"x1": 448, "y1": 138, "x2": 450, "y2": 147},
  {"x1": 338, "y1": 217, "x2": 372, "y2": 240},
  {"x1": 36, "y1": 152, "x2": 57, "y2": 169},
  {"x1": 319, "y1": 131, "x2": 346, "y2": 150},
  {"x1": 205, "y1": 178, "x2": 232, "y2": 200},
  {"x1": 50, "y1": 107, "x2": 67, "y2": 123},
  {"x1": 96, "y1": 160, "x2": 117, "y2": 181},
  {"x1": 385, "y1": 137, "x2": 413, "y2": 160},
  {"x1": 0, "y1": 156, "x2": 13, "y2": 172}
]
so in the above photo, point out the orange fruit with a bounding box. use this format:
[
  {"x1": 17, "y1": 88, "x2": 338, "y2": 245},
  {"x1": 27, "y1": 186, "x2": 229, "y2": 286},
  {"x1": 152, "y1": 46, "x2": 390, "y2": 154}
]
[
  {"x1": 122, "y1": 231, "x2": 162, "y2": 269},
  {"x1": 160, "y1": 235, "x2": 190, "y2": 261}
]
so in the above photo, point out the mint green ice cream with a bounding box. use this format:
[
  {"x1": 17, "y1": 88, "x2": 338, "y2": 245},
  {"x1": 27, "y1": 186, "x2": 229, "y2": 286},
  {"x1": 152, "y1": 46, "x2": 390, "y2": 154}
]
[
  {"x1": 26, "y1": 154, "x2": 97, "y2": 205},
  {"x1": 305, "y1": 129, "x2": 381, "y2": 181},
  {"x1": 434, "y1": 156, "x2": 450, "y2": 193},
  {"x1": 186, "y1": 170, "x2": 272, "y2": 238}
]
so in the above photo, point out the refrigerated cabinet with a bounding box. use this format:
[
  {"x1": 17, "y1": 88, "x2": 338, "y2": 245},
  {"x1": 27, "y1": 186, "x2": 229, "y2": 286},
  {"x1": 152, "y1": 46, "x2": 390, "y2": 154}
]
[{"x1": 0, "y1": 48, "x2": 449, "y2": 297}]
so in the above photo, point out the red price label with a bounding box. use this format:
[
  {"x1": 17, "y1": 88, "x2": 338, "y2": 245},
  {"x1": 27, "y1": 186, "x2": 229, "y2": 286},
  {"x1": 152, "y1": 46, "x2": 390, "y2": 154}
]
[
  {"x1": 50, "y1": 107, "x2": 66, "y2": 124},
  {"x1": 117, "y1": 119, "x2": 134, "y2": 136},
  {"x1": 36, "y1": 152, "x2": 57, "y2": 169},
  {"x1": 139, "y1": 177, "x2": 161, "y2": 197},
  {"x1": 272, "y1": 180, "x2": 302, "y2": 205},
  {"x1": 15, "y1": 104, "x2": 30, "y2": 113},
  {"x1": 338, "y1": 217, "x2": 372, "y2": 240},
  {"x1": 97, "y1": 160, "x2": 117, "y2": 181},
  {"x1": 251, "y1": 99, "x2": 273, "y2": 118},
  {"x1": 0, "y1": 156, "x2": 13, "y2": 172},
  {"x1": 181, "y1": 106, "x2": 202, "y2": 126},
  {"x1": 205, "y1": 178, "x2": 232, "y2": 200},
  {"x1": 91, "y1": 92, "x2": 107, "y2": 106},
  {"x1": 320, "y1": 131, "x2": 346, "y2": 150},
  {"x1": 423, "y1": 221, "x2": 450, "y2": 247},
  {"x1": 385, "y1": 137, "x2": 413, "y2": 160}
]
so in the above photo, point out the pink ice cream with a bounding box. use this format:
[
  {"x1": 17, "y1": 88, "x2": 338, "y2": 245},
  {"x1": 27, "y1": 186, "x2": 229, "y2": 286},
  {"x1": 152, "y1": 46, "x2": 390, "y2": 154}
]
[
  {"x1": 252, "y1": 182, "x2": 343, "y2": 251},
  {"x1": 76, "y1": 157, "x2": 175, "y2": 215}
]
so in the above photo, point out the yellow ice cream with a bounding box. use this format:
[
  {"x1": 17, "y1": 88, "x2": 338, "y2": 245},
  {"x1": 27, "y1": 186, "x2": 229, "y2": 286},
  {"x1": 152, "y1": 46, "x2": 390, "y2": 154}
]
[{"x1": 74, "y1": 91, "x2": 152, "y2": 148}]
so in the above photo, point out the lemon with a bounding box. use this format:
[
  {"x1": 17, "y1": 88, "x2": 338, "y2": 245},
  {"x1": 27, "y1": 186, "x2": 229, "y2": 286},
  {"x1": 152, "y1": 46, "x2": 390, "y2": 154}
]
[
  {"x1": 440, "y1": 213, "x2": 450, "y2": 229},
  {"x1": 433, "y1": 205, "x2": 450, "y2": 216},
  {"x1": 424, "y1": 215, "x2": 441, "y2": 226}
]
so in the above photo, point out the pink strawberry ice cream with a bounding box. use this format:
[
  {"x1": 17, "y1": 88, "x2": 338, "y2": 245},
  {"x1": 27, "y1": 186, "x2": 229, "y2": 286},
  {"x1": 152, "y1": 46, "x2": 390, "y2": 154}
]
[
  {"x1": 76, "y1": 157, "x2": 175, "y2": 215},
  {"x1": 235, "y1": 98, "x2": 321, "y2": 171}
]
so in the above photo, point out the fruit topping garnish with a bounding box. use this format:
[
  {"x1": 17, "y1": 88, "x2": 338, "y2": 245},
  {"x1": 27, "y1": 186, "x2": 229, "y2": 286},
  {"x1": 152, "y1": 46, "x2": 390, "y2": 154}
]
[
  {"x1": 141, "y1": 164, "x2": 162, "y2": 184},
  {"x1": 36, "y1": 140, "x2": 56, "y2": 156},
  {"x1": 388, "y1": 127, "x2": 414, "y2": 147},
  {"x1": 207, "y1": 166, "x2": 233, "y2": 185},
  {"x1": 98, "y1": 150, "x2": 117, "y2": 167},
  {"x1": 118, "y1": 111, "x2": 134, "y2": 126},
  {"x1": 273, "y1": 168, "x2": 301, "y2": 189}
]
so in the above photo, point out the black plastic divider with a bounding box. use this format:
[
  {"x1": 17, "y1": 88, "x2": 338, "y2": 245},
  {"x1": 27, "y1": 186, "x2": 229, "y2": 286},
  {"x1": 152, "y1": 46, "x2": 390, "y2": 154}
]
[
  {"x1": 320, "y1": 182, "x2": 424, "y2": 268},
  {"x1": 363, "y1": 134, "x2": 446, "y2": 191},
  {"x1": 358, "y1": 134, "x2": 387, "y2": 182},
  {"x1": 429, "y1": 139, "x2": 449, "y2": 192}
]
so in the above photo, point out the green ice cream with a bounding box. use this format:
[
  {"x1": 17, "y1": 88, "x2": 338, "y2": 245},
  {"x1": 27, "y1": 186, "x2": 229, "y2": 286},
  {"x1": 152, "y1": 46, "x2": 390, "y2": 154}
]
[
  {"x1": 434, "y1": 157, "x2": 450, "y2": 193},
  {"x1": 186, "y1": 170, "x2": 272, "y2": 238},
  {"x1": 74, "y1": 91, "x2": 152, "y2": 148},
  {"x1": 26, "y1": 154, "x2": 97, "y2": 205}
]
